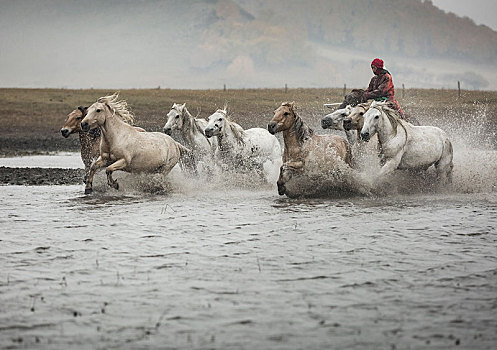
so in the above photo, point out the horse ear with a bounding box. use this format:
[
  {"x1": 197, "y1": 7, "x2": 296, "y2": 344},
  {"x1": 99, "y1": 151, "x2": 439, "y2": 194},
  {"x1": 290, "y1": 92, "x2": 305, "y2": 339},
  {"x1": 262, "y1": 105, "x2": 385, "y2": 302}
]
[
  {"x1": 78, "y1": 106, "x2": 88, "y2": 115},
  {"x1": 106, "y1": 103, "x2": 115, "y2": 113},
  {"x1": 181, "y1": 103, "x2": 186, "y2": 109},
  {"x1": 290, "y1": 101, "x2": 295, "y2": 109}
]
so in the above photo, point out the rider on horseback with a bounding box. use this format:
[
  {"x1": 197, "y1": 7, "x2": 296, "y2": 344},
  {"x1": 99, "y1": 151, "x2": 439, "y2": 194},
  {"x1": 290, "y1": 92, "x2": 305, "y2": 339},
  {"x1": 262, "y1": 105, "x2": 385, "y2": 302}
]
[{"x1": 363, "y1": 58, "x2": 407, "y2": 120}]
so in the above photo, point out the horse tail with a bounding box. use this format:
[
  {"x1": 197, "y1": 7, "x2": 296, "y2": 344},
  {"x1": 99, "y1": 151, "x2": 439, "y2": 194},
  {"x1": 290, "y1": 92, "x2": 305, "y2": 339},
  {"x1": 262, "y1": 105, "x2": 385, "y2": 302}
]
[
  {"x1": 176, "y1": 142, "x2": 192, "y2": 157},
  {"x1": 436, "y1": 136, "x2": 453, "y2": 184},
  {"x1": 175, "y1": 142, "x2": 196, "y2": 173}
]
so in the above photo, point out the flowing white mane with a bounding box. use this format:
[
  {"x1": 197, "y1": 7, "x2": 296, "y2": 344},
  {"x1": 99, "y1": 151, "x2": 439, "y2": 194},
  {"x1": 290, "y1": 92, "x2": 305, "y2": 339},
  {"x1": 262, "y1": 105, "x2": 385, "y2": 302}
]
[
  {"x1": 371, "y1": 101, "x2": 401, "y2": 136},
  {"x1": 97, "y1": 92, "x2": 135, "y2": 125}
]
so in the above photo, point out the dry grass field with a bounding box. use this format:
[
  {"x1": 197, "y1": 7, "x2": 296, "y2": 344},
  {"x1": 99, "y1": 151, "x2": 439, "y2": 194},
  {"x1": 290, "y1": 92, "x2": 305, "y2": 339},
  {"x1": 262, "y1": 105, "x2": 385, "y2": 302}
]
[{"x1": 0, "y1": 87, "x2": 496, "y2": 155}]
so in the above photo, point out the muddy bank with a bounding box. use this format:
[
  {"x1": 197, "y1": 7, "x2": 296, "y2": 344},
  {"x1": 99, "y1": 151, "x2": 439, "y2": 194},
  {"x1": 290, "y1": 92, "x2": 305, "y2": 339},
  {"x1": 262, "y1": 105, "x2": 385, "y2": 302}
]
[
  {"x1": 0, "y1": 134, "x2": 80, "y2": 157},
  {"x1": 0, "y1": 166, "x2": 84, "y2": 185}
]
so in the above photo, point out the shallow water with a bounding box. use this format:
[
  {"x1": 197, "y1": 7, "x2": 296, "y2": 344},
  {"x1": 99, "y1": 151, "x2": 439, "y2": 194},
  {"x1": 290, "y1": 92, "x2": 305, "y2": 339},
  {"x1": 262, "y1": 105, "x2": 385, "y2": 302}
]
[
  {"x1": 1, "y1": 162, "x2": 497, "y2": 349},
  {"x1": 0, "y1": 152, "x2": 83, "y2": 169},
  {"x1": 1, "y1": 119, "x2": 497, "y2": 349}
]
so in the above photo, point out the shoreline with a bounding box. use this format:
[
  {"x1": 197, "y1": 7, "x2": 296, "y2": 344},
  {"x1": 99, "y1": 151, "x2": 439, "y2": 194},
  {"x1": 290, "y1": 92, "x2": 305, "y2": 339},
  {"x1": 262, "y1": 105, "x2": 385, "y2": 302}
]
[{"x1": 0, "y1": 166, "x2": 84, "y2": 185}]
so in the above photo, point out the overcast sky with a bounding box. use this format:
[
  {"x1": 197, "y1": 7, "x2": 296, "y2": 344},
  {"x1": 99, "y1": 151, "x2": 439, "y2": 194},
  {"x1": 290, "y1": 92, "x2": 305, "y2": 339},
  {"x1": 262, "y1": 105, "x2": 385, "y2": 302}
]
[{"x1": 431, "y1": 0, "x2": 497, "y2": 31}]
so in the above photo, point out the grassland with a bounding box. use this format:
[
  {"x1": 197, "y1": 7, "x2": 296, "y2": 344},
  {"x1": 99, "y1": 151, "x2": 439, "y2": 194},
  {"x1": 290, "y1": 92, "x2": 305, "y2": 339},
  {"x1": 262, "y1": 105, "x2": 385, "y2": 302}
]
[{"x1": 0, "y1": 87, "x2": 496, "y2": 156}]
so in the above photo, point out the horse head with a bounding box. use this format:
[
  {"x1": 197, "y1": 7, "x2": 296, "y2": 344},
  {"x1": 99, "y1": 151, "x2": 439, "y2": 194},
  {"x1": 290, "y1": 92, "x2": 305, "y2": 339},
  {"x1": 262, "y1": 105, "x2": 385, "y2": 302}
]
[
  {"x1": 60, "y1": 106, "x2": 88, "y2": 137},
  {"x1": 268, "y1": 101, "x2": 297, "y2": 135},
  {"x1": 163, "y1": 103, "x2": 186, "y2": 135},
  {"x1": 360, "y1": 101, "x2": 389, "y2": 142},
  {"x1": 321, "y1": 105, "x2": 352, "y2": 130},
  {"x1": 343, "y1": 102, "x2": 371, "y2": 132},
  {"x1": 81, "y1": 93, "x2": 134, "y2": 132},
  {"x1": 81, "y1": 100, "x2": 112, "y2": 132},
  {"x1": 204, "y1": 108, "x2": 228, "y2": 138}
]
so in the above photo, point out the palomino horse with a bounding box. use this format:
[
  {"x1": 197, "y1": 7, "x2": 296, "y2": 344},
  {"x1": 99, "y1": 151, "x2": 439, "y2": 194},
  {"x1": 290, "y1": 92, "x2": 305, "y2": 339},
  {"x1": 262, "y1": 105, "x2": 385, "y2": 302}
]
[
  {"x1": 343, "y1": 102, "x2": 371, "y2": 136},
  {"x1": 60, "y1": 106, "x2": 100, "y2": 180},
  {"x1": 268, "y1": 102, "x2": 352, "y2": 197},
  {"x1": 360, "y1": 101, "x2": 453, "y2": 183},
  {"x1": 80, "y1": 93, "x2": 189, "y2": 194},
  {"x1": 163, "y1": 103, "x2": 217, "y2": 174},
  {"x1": 204, "y1": 108, "x2": 282, "y2": 182}
]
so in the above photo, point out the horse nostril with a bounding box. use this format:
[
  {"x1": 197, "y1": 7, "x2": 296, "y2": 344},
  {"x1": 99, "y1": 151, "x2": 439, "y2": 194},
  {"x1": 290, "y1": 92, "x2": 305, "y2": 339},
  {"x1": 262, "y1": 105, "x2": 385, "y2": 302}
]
[{"x1": 163, "y1": 127, "x2": 171, "y2": 135}]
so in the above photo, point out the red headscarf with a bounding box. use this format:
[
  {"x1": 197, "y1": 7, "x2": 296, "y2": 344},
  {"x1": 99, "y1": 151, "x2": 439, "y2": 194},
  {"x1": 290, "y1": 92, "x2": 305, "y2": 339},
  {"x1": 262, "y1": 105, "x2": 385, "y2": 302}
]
[{"x1": 371, "y1": 58, "x2": 384, "y2": 69}]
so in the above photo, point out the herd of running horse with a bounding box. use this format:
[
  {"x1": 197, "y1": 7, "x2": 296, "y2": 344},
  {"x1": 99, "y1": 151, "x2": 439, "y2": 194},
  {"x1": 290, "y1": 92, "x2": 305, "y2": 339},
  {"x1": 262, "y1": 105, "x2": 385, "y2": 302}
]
[{"x1": 60, "y1": 92, "x2": 453, "y2": 197}]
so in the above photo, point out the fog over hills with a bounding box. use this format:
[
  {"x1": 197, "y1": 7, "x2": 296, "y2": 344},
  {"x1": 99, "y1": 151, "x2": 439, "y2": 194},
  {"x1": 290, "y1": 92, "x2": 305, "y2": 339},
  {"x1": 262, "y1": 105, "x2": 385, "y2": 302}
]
[{"x1": 1, "y1": 0, "x2": 496, "y2": 90}]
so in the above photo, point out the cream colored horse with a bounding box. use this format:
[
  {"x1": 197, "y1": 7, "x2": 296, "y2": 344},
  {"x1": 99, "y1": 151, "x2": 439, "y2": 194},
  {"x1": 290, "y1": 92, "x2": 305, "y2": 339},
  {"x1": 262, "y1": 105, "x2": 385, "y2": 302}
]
[
  {"x1": 80, "y1": 93, "x2": 189, "y2": 194},
  {"x1": 268, "y1": 102, "x2": 353, "y2": 197}
]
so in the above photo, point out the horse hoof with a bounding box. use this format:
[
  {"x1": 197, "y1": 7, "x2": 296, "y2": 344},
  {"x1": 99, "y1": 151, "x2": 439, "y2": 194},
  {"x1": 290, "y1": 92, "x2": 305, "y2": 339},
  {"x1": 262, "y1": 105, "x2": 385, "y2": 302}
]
[{"x1": 85, "y1": 188, "x2": 93, "y2": 195}]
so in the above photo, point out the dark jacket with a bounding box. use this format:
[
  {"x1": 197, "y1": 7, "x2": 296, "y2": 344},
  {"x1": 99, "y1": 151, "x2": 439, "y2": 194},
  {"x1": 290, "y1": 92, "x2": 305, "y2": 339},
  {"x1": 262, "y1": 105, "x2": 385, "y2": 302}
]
[{"x1": 364, "y1": 69, "x2": 406, "y2": 119}]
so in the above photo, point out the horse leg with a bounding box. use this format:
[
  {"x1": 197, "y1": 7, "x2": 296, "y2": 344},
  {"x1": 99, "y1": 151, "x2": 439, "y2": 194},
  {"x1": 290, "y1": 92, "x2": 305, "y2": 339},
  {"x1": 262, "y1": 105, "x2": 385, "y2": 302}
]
[
  {"x1": 83, "y1": 165, "x2": 90, "y2": 184},
  {"x1": 376, "y1": 154, "x2": 402, "y2": 184},
  {"x1": 85, "y1": 156, "x2": 107, "y2": 194},
  {"x1": 277, "y1": 166, "x2": 287, "y2": 196},
  {"x1": 435, "y1": 139, "x2": 454, "y2": 184},
  {"x1": 277, "y1": 163, "x2": 300, "y2": 196},
  {"x1": 105, "y1": 158, "x2": 127, "y2": 190}
]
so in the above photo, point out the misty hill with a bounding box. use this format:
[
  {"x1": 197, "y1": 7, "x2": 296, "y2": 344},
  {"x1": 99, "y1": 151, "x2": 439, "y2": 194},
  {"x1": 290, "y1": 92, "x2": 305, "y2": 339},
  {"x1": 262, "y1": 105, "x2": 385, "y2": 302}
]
[{"x1": 1, "y1": 0, "x2": 496, "y2": 89}]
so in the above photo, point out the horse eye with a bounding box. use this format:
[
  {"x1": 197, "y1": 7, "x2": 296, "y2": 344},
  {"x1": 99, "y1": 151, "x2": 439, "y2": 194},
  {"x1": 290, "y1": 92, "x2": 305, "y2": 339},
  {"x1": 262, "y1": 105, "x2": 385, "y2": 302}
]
[
  {"x1": 96, "y1": 109, "x2": 101, "y2": 113},
  {"x1": 218, "y1": 118, "x2": 222, "y2": 122},
  {"x1": 175, "y1": 115, "x2": 179, "y2": 119},
  {"x1": 359, "y1": 112, "x2": 364, "y2": 116},
  {"x1": 76, "y1": 116, "x2": 83, "y2": 120},
  {"x1": 283, "y1": 112, "x2": 289, "y2": 116},
  {"x1": 375, "y1": 115, "x2": 379, "y2": 119}
]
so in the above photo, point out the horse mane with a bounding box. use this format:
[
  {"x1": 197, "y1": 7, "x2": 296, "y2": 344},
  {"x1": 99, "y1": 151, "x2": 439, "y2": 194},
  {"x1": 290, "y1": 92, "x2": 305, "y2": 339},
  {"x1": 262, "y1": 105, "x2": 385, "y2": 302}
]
[
  {"x1": 218, "y1": 108, "x2": 246, "y2": 146},
  {"x1": 375, "y1": 102, "x2": 400, "y2": 136},
  {"x1": 97, "y1": 92, "x2": 135, "y2": 125},
  {"x1": 282, "y1": 102, "x2": 314, "y2": 145}
]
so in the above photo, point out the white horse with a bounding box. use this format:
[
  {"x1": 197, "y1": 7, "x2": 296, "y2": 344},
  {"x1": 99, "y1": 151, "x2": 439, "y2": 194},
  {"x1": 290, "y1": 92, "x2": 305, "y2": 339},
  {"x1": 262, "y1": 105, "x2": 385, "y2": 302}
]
[
  {"x1": 80, "y1": 93, "x2": 189, "y2": 194},
  {"x1": 204, "y1": 108, "x2": 282, "y2": 182},
  {"x1": 320, "y1": 105, "x2": 357, "y2": 146},
  {"x1": 163, "y1": 103, "x2": 217, "y2": 174},
  {"x1": 360, "y1": 101, "x2": 453, "y2": 183}
]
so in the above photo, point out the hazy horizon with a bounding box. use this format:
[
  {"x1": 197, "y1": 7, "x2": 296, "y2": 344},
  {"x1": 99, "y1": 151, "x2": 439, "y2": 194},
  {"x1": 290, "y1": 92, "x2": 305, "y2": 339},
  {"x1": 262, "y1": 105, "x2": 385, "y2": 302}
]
[{"x1": 1, "y1": 0, "x2": 496, "y2": 91}]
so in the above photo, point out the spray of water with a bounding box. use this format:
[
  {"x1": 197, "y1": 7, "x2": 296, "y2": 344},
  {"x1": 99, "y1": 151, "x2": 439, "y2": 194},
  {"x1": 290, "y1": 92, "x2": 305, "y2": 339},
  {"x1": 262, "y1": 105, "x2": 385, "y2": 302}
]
[{"x1": 88, "y1": 105, "x2": 495, "y2": 197}]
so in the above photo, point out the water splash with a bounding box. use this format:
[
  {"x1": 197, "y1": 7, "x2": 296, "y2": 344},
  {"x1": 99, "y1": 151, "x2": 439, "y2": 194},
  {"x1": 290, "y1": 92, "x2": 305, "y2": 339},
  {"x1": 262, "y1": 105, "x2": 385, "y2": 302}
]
[{"x1": 84, "y1": 105, "x2": 495, "y2": 197}]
